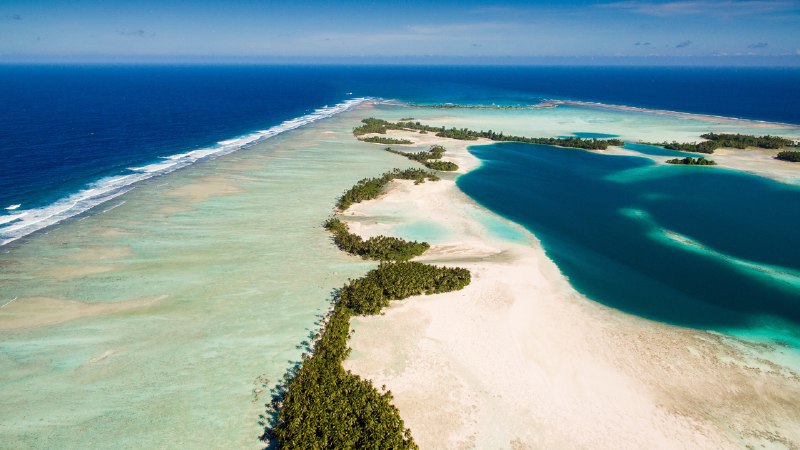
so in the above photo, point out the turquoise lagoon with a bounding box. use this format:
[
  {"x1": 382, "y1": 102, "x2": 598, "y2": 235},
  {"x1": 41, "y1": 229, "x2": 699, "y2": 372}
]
[
  {"x1": 1, "y1": 100, "x2": 799, "y2": 448},
  {"x1": 458, "y1": 142, "x2": 800, "y2": 350},
  {"x1": 0, "y1": 109, "x2": 418, "y2": 448}
]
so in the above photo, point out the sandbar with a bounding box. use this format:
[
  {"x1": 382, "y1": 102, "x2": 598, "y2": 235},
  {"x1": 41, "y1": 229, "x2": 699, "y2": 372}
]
[{"x1": 343, "y1": 127, "x2": 800, "y2": 449}]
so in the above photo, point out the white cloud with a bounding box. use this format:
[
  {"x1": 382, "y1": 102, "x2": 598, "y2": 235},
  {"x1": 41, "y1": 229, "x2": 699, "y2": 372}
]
[{"x1": 601, "y1": 1, "x2": 797, "y2": 16}]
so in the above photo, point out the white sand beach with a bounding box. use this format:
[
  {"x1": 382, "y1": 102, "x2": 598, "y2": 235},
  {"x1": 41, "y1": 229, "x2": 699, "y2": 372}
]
[{"x1": 343, "y1": 129, "x2": 800, "y2": 449}]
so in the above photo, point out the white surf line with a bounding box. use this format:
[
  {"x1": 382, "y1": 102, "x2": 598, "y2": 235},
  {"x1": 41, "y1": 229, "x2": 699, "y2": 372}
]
[
  {"x1": 102, "y1": 201, "x2": 126, "y2": 214},
  {"x1": 1, "y1": 297, "x2": 18, "y2": 309},
  {"x1": 0, "y1": 97, "x2": 371, "y2": 247}
]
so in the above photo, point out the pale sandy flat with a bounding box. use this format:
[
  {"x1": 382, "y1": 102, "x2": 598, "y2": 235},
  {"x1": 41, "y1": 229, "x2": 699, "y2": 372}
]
[
  {"x1": 165, "y1": 174, "x2": 245, "y2": 203},
  {"x1": 342, "y1": 128, "x2": 800, "y2": 449},
  {"x1": 0, "y1": 295, "x2": 167, "y2": 329},
  {"x1": 605, "y1": 145, "x2": 800, "y2": 185}
]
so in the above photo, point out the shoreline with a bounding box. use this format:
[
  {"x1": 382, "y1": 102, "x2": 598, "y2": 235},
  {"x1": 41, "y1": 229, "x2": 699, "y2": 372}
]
[
  {"x1": 0, "y1": 98, "x2": 371, "y2": 249},
  {"x1": 341, "y1": 126, "x2": 800, "y2": 448},
  {"x1": 553, "y1": 99, "x2": 800, "y2": 130},
  {"x1": 604, "y1": 144, "x2": 800, "y2": 185}
]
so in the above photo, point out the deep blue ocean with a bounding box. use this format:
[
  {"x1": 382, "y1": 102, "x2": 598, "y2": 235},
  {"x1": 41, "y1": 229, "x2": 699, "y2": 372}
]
[
  {"x1": 2, "y1": 65, "x2": 799, "y2": 222},
  {"x1": 2, "y1": 65, "x2": 799, "y2": 337}
]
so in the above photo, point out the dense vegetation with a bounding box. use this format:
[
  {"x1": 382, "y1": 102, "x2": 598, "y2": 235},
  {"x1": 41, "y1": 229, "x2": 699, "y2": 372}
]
[
  {"x1": 777, "y1": 150, "x2": 800, "y2": 162},
  {"x1": 353, "y1": 117, "x2": 622, "y2": 150},
  {"x1": 665, "y1": 156, "x2": 717, "y2": 166},
  {"x1": 324, "y1": 217, "x2": 429, "y2": 261},
  {"x1": 360, "y1": 136, "x2": 413, "y2": 145},
  {"x1": 423, "y1": 160, "x2": 459, "y2": 171},
  {"x1": 263, "y1": 157, "x2": 474, "y2": 449},
  {"x1": 651, "y1": 133, "x2": 798, "y2": 154},
  {"x1": 385, "y1": 145, "x2": 445, "y2": 162},
  {"x1": 339, "y1": 262, "x2": 471, "y2": 315},
  {"x1": 337, "y1": 168, "x2": 439, "y2": 210},
  {"x1": 352, "y1": 118, "x2": 404, "y2": 136},
  {"x1": 265, "y1": 259, "x2": 470, "y2": 448},
  {"x1": 435, "y1": 126, "x2": 622, "y2": 149},
  {"x1": 406, "y1": 103, "x2": 546, "y2": 110},
  {"x1": 264, "y1": 301, "x2": 417, "y2": 449},
  {"x1": 386, "y1": 145, "x2": 459, "y2": 171},
  {"x1": 660, "y1": 140, "x2": 718, "y2": 154},
  {"x1": 701, "y1": 133, "x2": 797, "y2": 149},
  {"x1": 266, "y1": 208, "x2": 470, "y2": 448}
]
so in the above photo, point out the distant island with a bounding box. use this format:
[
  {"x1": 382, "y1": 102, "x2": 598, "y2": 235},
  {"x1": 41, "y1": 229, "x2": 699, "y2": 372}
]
[
  {"x1": 263, "y1": 161, "x2": 471, "y2": 449},
  {"x1": 649, "y1": 133, "x2": 799, "y2": 154},
  {"x1": 359, "y1": 136, "x2": 413, "y2": 145},
  {"x1": 665, "y1": 156, "x2": 717, "y2": 166},
  {"x1": 353, "y1": 118, "x2": 623, "y2": 150},
  {"x1": 405, "y1": 102, "x2": 553, "y2": 110}
]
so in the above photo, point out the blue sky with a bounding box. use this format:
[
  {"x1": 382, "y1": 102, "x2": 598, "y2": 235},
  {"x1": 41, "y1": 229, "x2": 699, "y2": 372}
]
[{"x1": 1, "y1": 0, "x2": 799, "y2": 63}]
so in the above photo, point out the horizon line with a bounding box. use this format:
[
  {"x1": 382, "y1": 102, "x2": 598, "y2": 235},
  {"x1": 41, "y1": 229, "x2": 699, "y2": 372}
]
[{"x1": 2, "y1": 54, "x2": 799, "y2": 67}]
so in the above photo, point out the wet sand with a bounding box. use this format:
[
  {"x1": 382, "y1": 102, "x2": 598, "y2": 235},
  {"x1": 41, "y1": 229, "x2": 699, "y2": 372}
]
[{"x1": 343, "y1": 128, "x2": 800, "y2": 449}]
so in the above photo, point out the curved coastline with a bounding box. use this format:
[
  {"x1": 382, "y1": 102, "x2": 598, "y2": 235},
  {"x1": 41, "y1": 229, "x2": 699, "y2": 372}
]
[
  {"x1": 0, "y1": 98, "x2": 370, "y2": 247},
  {"x1": 2, "y1": 98, "x2": 799, "y2": 448},
  {"x1": 0, "y1": 102, "x2": 419, "y2": 448},
  {"x1": 341, "y1": 118, "x2": 800, "y2": 448}
]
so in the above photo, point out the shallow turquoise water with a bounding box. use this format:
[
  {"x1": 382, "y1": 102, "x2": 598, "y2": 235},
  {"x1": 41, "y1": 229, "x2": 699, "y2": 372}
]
[
  {"x1": 557, "y1": 132, "x2": 620, "y2": 139},
  {"x1": 623, "y1": 142, "x2": 699, "y2": 158},
  {"x1": 0, "y1": 110, "x2": 409, "y2": 448},
  {"x1": 2, "y1": 99, "x2": 798, "y2": 448},
  {"x1": 393, "y1": 220, "x2": 452, "y2": 243},
  {"x1": 467, "y1": 208, "x2": 530, "y2": 244}
]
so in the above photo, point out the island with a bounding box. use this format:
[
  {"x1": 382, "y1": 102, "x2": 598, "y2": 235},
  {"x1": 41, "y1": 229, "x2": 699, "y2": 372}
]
[
  {"x1": 359, "y1": 136, "x2": 413, "y2": 145},
  {"x1": 665, "y1": 156, "x2": 717, "y2": 166},
  {"x1": 386, "y1": 145, "x2": 460, "y2": 171},
  {"x1": 777, "y1": 150, "x2": 800, "y2": 162},
  {"x1": 650, "y1": 132, "x2": 799, "y2": 154},
  {"x1": 353, "y1": 117, "x2": 623, "y2": 150},
  {"x1": 262, "y1": 162, "x2": 471, "y2": 450}
]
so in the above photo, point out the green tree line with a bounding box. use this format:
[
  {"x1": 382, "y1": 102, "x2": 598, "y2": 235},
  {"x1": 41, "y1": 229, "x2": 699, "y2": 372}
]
[
  {"x1": 360, "y1": 136, "x2": 413, "y2": 145},
  {"x1": 386, "y1": 145, "x2": 459, "y2": 171},
  {"x1": 776, "y1": 150, "x2": 800, "y2": 162},
  {"x1": 665, "y1": 156, "x2": 717, "y2": 166},
  {"x1": 339, "y1": 262, "x2": 471, "y2": 315},
  {"x1": 324, "y1": 217, "x2": 430, "y2": 261},
  {"x1": 265, "y1": 260, "x2": 470, "y2": 448},
  {"x1": 701, "y1": 133, "x2": 797, "y2": 149},
  {"x1": 352, "y1": 118, "x2": 622, "y2": 150},
  {"x1": 337, "y1": 168, "x2": 439, "y2": 210},
  {"x1": 649, "y1": 132, "x2": 798, "y2": 154},
  {"x1": 262, "y1": 162, "x2": 473, "y2": 449}
]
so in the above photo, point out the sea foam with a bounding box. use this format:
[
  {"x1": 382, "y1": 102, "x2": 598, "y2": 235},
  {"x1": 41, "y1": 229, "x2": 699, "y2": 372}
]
[{"x1": 0, "y1": 98, "x2": 370, "y2": 246}]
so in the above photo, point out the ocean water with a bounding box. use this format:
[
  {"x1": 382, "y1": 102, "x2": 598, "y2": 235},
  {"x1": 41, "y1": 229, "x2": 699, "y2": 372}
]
[
  {"x1": 0, "y1": 108, "x2": 417, "y2": 448},
  {"x1": 2, "y1": 66, "x2": 800, "y2": 447},
  {"x1": 2, "y1": 65, "x2": 800, "y2": 247},
  {"x1": 458, "y1": 142, "x2": 800, "y2": 342}
]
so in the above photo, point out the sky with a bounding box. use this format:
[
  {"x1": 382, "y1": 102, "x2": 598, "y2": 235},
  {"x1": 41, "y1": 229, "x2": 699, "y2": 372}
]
[{"x1": 1, "y1": 0, "x2": 799, "y2": 64}]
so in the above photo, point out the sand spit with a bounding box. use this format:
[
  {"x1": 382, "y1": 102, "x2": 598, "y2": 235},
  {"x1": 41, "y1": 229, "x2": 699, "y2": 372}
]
[
  {"x1": 342, "y1": 129, "x2": 800, "y2": 449},
  {"x1": 605, "y1": 145, "x2": 800, "y2": 185},
  {"x1": 554, "y1": 100, "x2": 800, "y2": 130}
]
